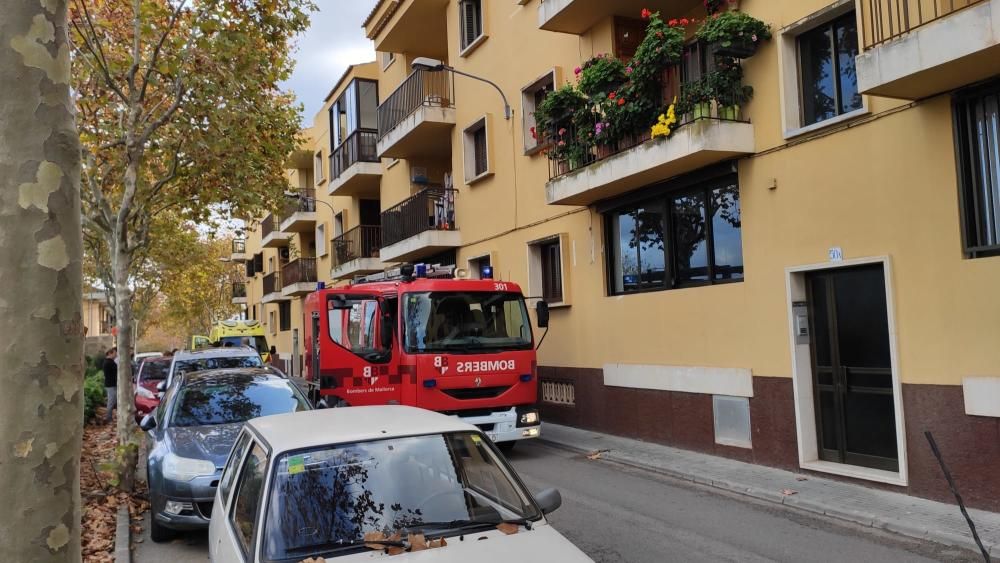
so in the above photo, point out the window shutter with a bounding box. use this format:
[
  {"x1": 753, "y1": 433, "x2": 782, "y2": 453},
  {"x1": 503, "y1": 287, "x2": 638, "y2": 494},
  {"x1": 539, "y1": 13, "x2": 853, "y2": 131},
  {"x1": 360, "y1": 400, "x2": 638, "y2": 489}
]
[
  {"x1": 461, "y1": 0, "x2": 481, "y2": 49},
  {"x1": 245, "y1": 259, "x2": 255, "y2": 277},
  {"x1": 253, "y1": 253, "x2": 264, "y2": 274},
  {"x1": 474, "y1": 126, "x2": 488, "y2": 176},
  {"x1": 541, "y1": 241, "x2": 563, "y2": 303}
]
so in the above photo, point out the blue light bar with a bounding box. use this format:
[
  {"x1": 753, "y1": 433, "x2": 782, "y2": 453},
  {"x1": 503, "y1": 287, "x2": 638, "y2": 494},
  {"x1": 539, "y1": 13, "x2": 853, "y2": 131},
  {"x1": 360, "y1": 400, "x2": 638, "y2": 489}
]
[
  {"x1": 316, "y1": 281, "x2": 326, "y2": 290},
  {"x1": 520, "y1": 373, "x2": 532, "y2": 382},
  {"x1": 423, "y1": 379, "x2": 437, "y2": 388},
  {"x1": 415, "y1": 263, "x2": 428, "y2": 278},
  {"x1": 482, "y1": 266, "x2": 494, "y2": 280}
]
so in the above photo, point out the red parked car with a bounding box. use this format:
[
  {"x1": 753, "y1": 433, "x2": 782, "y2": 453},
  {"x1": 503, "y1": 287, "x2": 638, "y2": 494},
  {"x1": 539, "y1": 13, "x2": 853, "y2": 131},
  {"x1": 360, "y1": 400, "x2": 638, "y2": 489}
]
[{"x1": 134, "y1": 356, "x2": 170, "y2": 422}]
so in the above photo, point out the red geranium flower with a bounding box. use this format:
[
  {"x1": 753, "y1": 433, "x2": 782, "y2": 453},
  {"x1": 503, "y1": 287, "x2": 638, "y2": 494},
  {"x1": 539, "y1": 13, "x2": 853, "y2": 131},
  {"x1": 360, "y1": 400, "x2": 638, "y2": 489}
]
[
  {"x1": 641, "y1": 8, "x2": 652, "y2": 19},
  {"x1": 680, "y1": 18, "x2": 689, "y2": 25},
  {"x1": 617, "y1": 97, "x2": 626, "y2": 106},
  {"x1": 609, "y1": 91, "x2": 617, "y2": 99}
]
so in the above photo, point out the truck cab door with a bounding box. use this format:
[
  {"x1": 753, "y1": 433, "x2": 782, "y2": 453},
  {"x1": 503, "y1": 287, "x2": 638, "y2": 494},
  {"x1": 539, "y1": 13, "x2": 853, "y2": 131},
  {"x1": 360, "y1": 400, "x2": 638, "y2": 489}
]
[
  {"x1": 322, "y1": 294, "x2": 400, "y2": 406},
  {"x1": 191, "y1": 335, "x2": 210, "y2": 349}
]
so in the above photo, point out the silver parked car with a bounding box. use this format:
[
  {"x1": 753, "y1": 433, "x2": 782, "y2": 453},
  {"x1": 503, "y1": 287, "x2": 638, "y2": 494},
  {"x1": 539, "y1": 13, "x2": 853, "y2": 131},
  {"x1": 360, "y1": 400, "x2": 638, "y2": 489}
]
[
  {"x1": 164, "y1": 347, "x2": 264, "y2": 389},
  {"x1": 142, "y1": 368, "x2": 311, "y2": 542},
  {"x1": 208, "y1": 405, "x2": 592, "y2": 562}
]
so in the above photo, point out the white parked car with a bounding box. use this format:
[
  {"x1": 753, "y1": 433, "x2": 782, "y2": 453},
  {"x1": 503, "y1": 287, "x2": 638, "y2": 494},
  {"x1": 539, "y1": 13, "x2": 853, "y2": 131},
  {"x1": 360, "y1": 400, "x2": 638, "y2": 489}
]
[{"x1": 209, "y1": 405, "x2": 592, "y2": 562}]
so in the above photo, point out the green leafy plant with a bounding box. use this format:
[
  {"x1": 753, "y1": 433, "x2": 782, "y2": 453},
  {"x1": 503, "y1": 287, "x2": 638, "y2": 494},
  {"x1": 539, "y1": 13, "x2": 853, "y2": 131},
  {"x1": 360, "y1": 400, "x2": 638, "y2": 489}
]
[
  {"x1": 534, "y1": 84, "x2": 589, "y2": 161},
  {"x1": 696, "y1": 11, "x2": 772, "y2": 48},
  {"x1": 707, "y1": 58, "x2": 754, "y2": 108},
  {"x1": 576, "y1": 54, "x2": 627, "y2": 100},
  {"x1": 83, "y1": 371, "x2": 106, "y2": 422}
]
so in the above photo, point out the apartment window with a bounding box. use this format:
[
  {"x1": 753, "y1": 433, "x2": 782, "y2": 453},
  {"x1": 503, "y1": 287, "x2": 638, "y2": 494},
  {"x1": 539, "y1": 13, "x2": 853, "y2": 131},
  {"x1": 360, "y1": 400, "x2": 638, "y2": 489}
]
[
  {"x1": 251, "y1": 305, "x2": 257, "y2": 321},
  {"x1": 313, "y1": 151, "x2": 324, "y2": 184},
  {"x1": 268, "y1": 256, "x2": 275, "y2": 274},
  {"x1": 797, "y1": 12, "x2": 861, "y2": 127},
  {"x1": 252, "y1": 253, "x2": 263, "y2": 275},
  {"x1": 955, "y1": 80, "x2": 1000, "y2": 258},
  {"x1": 316, "y1": 223, "x2": 327, "y2": 257},
  {"x1": 463, "y1": 117, "x2": 490, "y2": 183},
  {"x1": 613, "y1": 17, "x2": 646, "y2": 60},
  {"x1": 468, "y1": 254, "x2": 492, "y2": 279},
  {"x1": 529, "y1": 235, "x2": 568, "y2": 306},
  {"x1": 245, "y1": 259, "x2": 255, "y2": 278},
  {"x1": 269, "y1": 311, "x2": 276, "y2": 335},
  {"x1": 459, "y1": 0, "x2": 484, "y2": 51},
  {"x1": 279, "y1": 301, "x2": 291, "y2": 332},
  {"x1": 381, "y1": 51, "x2": 395, "y2": 70},
  {"x1": 334, "y1": 212, "x2": 344, "y2": 237},
  {"x1": 522, "y1": 70, "x2": 557, "y2": 153},
  {"x1": 605, "y1": 174, "x2": 743, "y2": 295}
]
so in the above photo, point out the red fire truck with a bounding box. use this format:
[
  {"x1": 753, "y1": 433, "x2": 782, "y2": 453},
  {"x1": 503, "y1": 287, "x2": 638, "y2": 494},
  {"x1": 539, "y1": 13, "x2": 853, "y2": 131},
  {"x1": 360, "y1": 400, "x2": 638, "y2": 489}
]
[{"x1": 302, "y1": 264, "x2": 549, "y2": 448}]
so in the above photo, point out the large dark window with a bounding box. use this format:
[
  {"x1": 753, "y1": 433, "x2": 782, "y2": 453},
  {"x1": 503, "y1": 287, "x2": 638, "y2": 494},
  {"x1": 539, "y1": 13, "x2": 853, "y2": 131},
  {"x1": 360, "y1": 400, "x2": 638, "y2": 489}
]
[
  {"x1": 278, "y1": 301, "x2": 291, "y2": 332},
  {"x1": 605, "y1": 175, "x2": 743, "y2": 295},
  {"x1": 955, "y1": 80, "x2": 1000, "y2": 258},
  {"x1": 459, "y1": 0, "x2": 483, "y2": 50},
  {"x1": 798, "y1": 12, "x2": 861, "y2": 127},
  {"x1": 540, "y1": 240, "x2": 563, "y2": 303}
]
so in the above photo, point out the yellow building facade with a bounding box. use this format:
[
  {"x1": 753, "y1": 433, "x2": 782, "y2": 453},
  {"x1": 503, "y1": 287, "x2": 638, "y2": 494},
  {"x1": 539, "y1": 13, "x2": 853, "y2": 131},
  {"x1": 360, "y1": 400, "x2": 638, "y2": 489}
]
[{"x1": 237, "y1": 0, "x2": 1000, "y2": 510}]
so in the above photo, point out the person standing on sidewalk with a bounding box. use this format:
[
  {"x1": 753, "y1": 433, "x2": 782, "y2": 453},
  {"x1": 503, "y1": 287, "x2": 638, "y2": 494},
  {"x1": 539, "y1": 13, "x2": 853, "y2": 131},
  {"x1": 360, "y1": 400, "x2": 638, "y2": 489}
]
[{"x1": 102, "y1": 347, "x2": 118, "y2": 424}]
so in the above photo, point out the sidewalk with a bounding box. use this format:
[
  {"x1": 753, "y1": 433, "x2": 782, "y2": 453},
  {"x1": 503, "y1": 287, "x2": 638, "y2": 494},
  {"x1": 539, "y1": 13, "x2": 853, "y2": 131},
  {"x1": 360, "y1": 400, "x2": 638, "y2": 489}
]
[{"x1": 539, "y1": 423, "x2": 1000, "y2": 557}]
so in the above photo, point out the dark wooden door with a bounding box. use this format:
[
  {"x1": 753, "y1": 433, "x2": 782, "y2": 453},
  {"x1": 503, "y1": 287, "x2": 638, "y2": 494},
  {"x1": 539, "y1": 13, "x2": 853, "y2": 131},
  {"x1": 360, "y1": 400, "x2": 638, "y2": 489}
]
[{"x1": 807, "y1": 264, "x2": 898, "y2": 472}]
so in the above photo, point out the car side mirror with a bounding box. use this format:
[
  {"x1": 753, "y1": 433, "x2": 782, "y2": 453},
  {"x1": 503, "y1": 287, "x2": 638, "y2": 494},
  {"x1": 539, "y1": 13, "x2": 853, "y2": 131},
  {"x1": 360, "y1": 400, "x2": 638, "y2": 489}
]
[
  {"x1": 139, "y1": 414, "x2": 157, "y2": 432},
  {"x1": 534, "y1": 487, "x2": 561, "y2": 515},
  {"x1": 535, "y1": 301, "x2": 550, "y2": 328}
]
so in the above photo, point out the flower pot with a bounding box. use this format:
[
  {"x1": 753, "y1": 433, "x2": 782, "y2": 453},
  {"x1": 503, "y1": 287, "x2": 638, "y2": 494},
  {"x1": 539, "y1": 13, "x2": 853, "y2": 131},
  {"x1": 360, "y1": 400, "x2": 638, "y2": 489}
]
[
  {"x1": 719, "y1": 105, "x2": 741, "y2": 121},
  {"x1": 712, "y1": 38, "x2": 758, "y2": 59},
  {"x1": 692, "y1": 103, "x2": 712, "y2": 120}
]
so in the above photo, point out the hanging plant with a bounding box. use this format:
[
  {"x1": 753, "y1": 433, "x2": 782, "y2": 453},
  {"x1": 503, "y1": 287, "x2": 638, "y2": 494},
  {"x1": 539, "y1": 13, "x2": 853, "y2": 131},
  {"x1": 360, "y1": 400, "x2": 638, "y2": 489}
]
[
  {"x1": 534, "y1": 84, "x2": 589, "y2": 163},
  {"x1": 703, "y1": 0, "x2": 739, "y2": 15},
  {"x1": 696, "y1": 11, "x2": 771, "y2": 58},
  {"x1": 577, "y1": 54, "x2": 628, "y2": 100}
]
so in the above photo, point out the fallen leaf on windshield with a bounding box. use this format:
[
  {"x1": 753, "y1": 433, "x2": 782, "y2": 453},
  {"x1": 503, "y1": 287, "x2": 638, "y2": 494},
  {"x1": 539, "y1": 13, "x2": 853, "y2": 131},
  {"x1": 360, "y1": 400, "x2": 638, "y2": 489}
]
[
  {"x1": 781, "y1": 489, "x2": 798, "y2": 496},
  {"x1": 496, "y1": 523, "x2": 520, "y2": 535},
  {"x1": 364, "y1": 531, "x2": 389, "y2": 550},
  {"x1": 299, "y1": 558, "x2": 325, "y2": 563},
  {"x1": 409, "y1": 533, "x2": 427, "y2": 551}
]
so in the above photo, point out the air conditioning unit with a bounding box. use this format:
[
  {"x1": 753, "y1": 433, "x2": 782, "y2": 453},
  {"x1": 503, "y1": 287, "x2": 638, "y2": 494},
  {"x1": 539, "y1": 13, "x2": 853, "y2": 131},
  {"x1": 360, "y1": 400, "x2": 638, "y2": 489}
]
[{"x1": 278, "y1": 247, "x2": 291, "y2": 261}]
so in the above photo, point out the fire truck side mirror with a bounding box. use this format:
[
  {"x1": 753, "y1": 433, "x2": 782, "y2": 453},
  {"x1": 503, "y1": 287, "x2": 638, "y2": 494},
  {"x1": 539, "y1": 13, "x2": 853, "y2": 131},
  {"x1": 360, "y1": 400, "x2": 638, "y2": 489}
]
[{"x1": 535, "y1": 301, "x2": 550, "y2": 328}]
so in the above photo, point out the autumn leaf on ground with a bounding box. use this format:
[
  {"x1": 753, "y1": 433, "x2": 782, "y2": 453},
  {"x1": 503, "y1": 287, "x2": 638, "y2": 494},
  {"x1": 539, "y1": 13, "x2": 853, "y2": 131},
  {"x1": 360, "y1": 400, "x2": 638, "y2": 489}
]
[
  {"x1": 781, "y1": 489, "x2": 798, "y2": 496},
  {"x1": 795, "y1": 475, "x2": 808, "y2": 481},
  {"x1": 497, "y1": 522, "x2": 520, "y2": 535},
  {"x1": 586, "y1": 449, "x2": 609, "y2": 460}
]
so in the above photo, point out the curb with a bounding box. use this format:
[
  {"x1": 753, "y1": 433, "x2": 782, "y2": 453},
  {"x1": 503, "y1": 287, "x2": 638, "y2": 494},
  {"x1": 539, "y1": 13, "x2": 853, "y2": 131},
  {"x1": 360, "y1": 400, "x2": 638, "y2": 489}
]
[
  {"x1": 115, "y1": 504, "x2": 131, "y2": 563},
  {"x1": 539, "y1": 437, "x2": 995, "y2": 557}
]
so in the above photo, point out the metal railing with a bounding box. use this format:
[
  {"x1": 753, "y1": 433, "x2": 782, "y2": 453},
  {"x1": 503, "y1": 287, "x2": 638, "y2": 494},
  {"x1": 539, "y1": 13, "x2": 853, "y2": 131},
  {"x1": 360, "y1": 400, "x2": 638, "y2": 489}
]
[
  {"x1": 381, "y1": 187, "x2": 457, "y2": 248},
  {"x1": 332, "y1": 225, "x2": 382, "y2": 269},
  {"x1": 377, "y1": 69, "x2": 455, "y2": 139},
  {"x1": 232, "y1": 239, "x2": 246, "y2": 254},
  {"x1": 262, "y1": 272, "x2": 279, "y2": 295},
  {"x1": 232, "y1": 282, "x2": 247, "y2": 299},
  {"x1": 331, "y1": 129, "x2": 379, "y2": 179},
  {"x1": 281, "y1": 257, "x2": 318, "y2": 287},
  {"x1": 280, "y1": 189, "x2": 316, "y2": 222},
  {"x1": 860, "y1": 0, "x2": 987, "y2": 49},
  {"x1": 261, "y1": 214, "x2": 279, "y2": 239}
]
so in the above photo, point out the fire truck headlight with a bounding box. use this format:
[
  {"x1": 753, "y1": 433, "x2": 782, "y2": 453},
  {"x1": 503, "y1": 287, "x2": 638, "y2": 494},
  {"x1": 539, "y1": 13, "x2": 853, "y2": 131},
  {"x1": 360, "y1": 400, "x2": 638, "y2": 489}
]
[{"x1": 520, "y1": 411, "x2": 539, "y2": 425}]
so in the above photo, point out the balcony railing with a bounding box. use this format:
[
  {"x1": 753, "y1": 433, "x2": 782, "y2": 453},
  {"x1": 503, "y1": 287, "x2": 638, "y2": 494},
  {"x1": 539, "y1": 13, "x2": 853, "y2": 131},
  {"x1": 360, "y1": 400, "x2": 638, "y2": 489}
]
[
  {"x1": 262, "y1": 272, "x2": 279, "y2": 295},
  {"x1": 381, "y1": 187, "x2": 457, "y2": 248},
  {"x1": 281, "y1": 257, "x2": 318, "y2": 287},
  {"x1": 281, "y1": 189, "x2": 316, "y2": 221},
  {"x1": 377, "y1": 69, "x2": 455, "y2": 139},
  {"x1": 262, "y1": 214, "x2": 279, "y2": 239},
  {"x1": 331, "y1": 129, "x2": 379, "y2": 179},
  {"x1": 232, "y1": 282, "x2": 247, "y2": 299},
  {"x1": 232, "y1": 239, "x2": 246, "y2": 254},
  {"x1": 860, "y1": 0, "x2": 987, "y2": 49},
  {"x1": 332, "y1": 225, "x2": 382, "y2": 269}
]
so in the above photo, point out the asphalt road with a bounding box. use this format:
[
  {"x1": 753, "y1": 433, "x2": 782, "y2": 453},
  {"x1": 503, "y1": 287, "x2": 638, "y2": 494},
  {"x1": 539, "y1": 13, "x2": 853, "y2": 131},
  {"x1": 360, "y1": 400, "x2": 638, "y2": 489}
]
[{"x1": 134, "y1": 440, "x2": 977, "y2": 562}]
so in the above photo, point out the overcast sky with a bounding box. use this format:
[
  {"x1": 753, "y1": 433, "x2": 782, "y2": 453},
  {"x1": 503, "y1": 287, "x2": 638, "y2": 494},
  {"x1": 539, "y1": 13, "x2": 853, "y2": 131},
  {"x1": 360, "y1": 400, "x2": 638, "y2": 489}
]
[{"x1": 282, "y1": 0, "x2": 379, "y2": 123}]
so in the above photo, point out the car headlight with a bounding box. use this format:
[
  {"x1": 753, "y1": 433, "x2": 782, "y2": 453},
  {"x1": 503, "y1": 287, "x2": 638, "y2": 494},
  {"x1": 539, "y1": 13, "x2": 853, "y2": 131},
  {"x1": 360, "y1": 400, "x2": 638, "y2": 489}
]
[
  {"x1": 136, "y1": 386, "x2": 156, "y2": 400},
  {"x1": 520, "y1": 411, "x2": 539, "y2": 425},
  {"x1": 162, "y1": 452, "x2": 216, "y2": 482}
]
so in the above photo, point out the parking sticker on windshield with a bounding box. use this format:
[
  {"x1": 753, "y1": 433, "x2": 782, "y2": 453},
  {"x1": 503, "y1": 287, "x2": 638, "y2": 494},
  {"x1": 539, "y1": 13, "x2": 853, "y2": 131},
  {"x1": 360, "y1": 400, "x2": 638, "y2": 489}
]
[
  {"x1": 471, "y1": 435, "x2": 482, "y2": 445},
  {"x1": 287, "y1": 455, "x2": 305, "y2": 475}
]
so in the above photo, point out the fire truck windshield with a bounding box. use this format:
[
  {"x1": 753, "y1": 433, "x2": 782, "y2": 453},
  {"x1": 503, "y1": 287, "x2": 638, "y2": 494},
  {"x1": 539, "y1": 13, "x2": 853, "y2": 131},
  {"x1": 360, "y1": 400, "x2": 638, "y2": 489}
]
[{"x1": 403, "y1": 292, "x2": 533, "y2": 354}]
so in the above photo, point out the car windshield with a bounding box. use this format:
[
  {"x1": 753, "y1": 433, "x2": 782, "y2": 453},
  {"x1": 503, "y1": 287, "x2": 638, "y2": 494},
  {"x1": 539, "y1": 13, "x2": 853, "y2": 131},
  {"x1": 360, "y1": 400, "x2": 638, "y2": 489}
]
[
  {"x1": 403, "y1": 292, "x2": 533, "y2": 353},
  {"x1": 139, "y1": 360, "x2": 169, "y2": 381},
  {"x1": 169, "y1": 378, "x2": 309, "y2": 427},
  {"x1": 263, "y1": 432, "x2": 540, "y2": 560},
  {"x1": 219, "y1": 335, "x2": 269, "y2": 352},
  {"x1": 174, "y1": 355, "x2": 262, "y2": 376}
]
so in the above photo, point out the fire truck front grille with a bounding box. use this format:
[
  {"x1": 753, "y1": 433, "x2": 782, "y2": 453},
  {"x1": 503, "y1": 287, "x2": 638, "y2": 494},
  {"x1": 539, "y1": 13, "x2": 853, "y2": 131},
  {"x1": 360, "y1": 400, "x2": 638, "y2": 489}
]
[{"x1": 441, "y1": 386, "x2": 511, "y2": 400}]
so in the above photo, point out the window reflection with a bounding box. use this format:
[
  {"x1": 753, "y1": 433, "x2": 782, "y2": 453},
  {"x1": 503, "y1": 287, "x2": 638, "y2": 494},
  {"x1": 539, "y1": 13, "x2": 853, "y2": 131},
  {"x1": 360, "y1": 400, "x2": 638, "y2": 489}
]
[
  {"x1": 170, "y1": 379, "x2": 309, "y2": 427},
  {"x1": 711, "y1": 184, "x2": 743, "y2": 281},
  {"x1": 672, "y1": 192, "x2": 709, "y2": 284},
  {"x1": 613, "y1": 205, "x2": 666, "y2": 292},
  {"x1": 799, "y1": 13, "x2": 861, "y2": 126}
]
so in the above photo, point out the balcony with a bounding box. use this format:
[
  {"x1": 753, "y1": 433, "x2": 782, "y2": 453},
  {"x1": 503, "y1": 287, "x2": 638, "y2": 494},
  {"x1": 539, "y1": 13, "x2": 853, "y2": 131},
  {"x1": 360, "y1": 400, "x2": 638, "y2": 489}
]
[
  {"x1": 364, "y1": 0, "x2": 449, "y2": 59},
  {"x1": 856, "y1": 0, "x2": 1000, "y2": 99},
  {"x1": 281, "y1": 257, "x2": 318, "y2": 297},
  {"x1": 261, "y1": 215, "x2": 290, "y2": 248},
  {"x1": 545, "y1": 114, "x2": 755, "y2": 206},
  {"x1": 261, "y1": 272, "x2": 288, "y2": 303},
  {"x1": 377, "y1": 70, "x2": 455, "y2": 160},
  {"x1": 331, "y1": 225, "x2": 385, "y2": 280},
  {"x1": 232, "y1": 282, "x2": 247, "y2": 305},
  {"x1": 279, "y1": 189, "x2": 317, "y2": 233},
  {"x1": 328, "y1": 129, "x2": 382, "y2": 198},
  {"x1": 539, "y1": 0, "x2": 700, "y2": 34},
  {"x1": 231, "y1": 239, "x2": 247, "y2": 262},
  {"x1": 380, "y1": 187, "x2": 460, "y2": 263}
]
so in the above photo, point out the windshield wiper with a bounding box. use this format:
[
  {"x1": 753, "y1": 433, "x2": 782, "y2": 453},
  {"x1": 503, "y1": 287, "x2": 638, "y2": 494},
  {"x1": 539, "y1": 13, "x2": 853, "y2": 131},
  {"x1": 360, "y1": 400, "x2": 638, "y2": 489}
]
[
  {"x1": 284, "y1": 537, "x2": 408, "y2": 555},
  {"x1": 408, "y1": 517, "x2": 534, "y2": 534}
]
